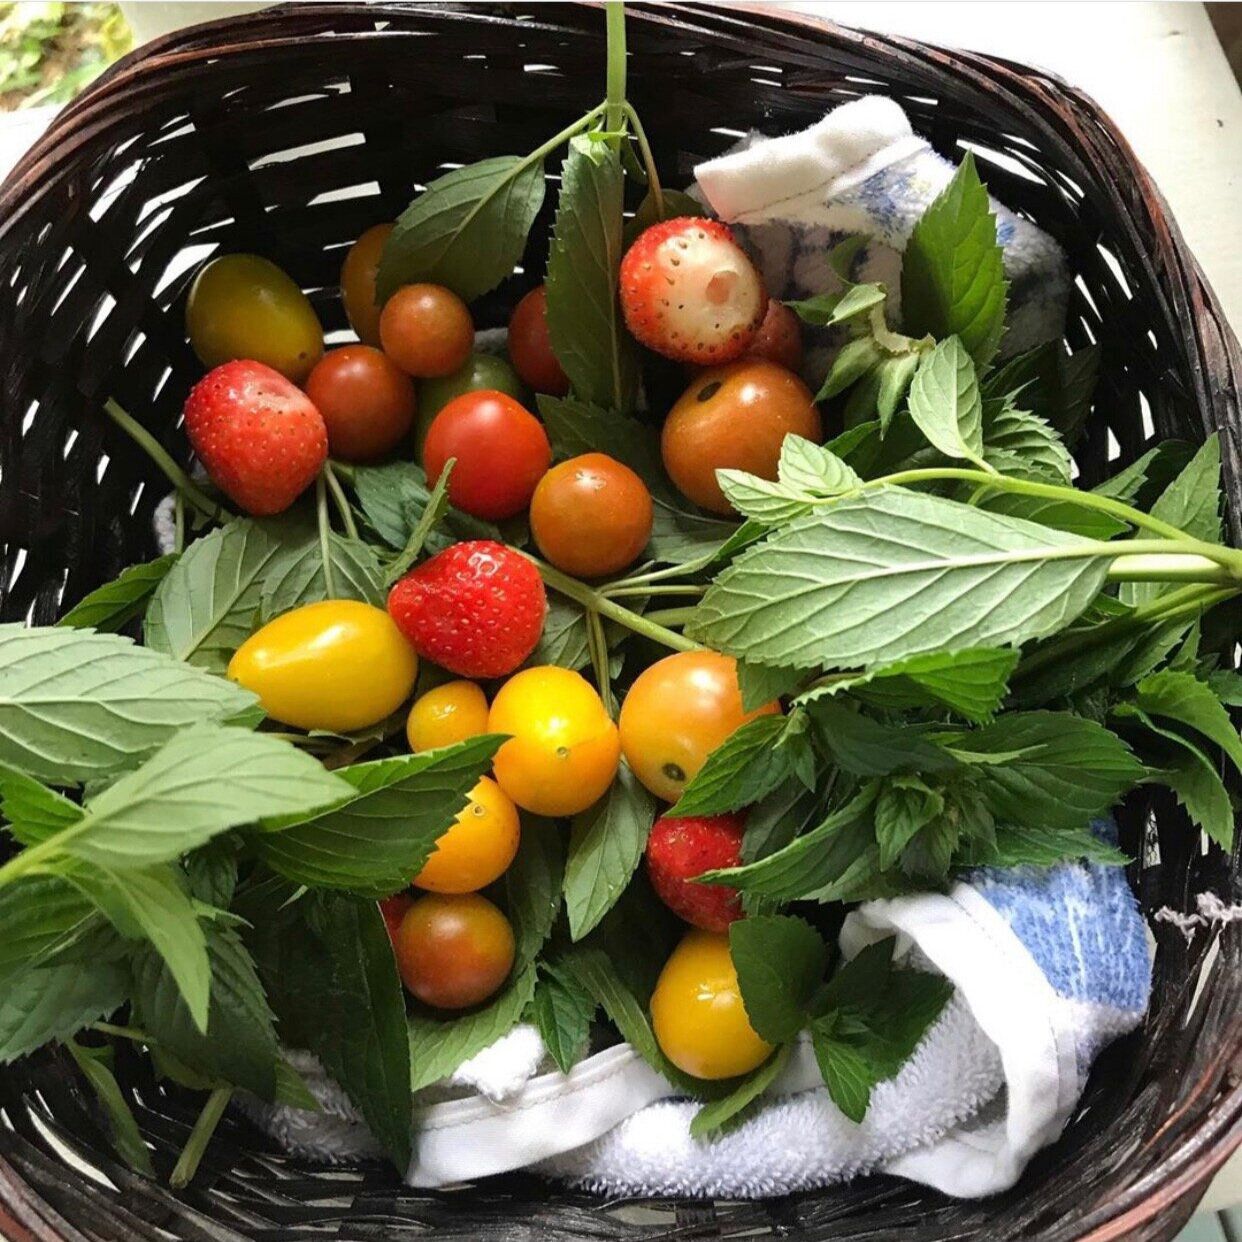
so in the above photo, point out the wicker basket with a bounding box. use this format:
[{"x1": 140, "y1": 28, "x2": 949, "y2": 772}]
[{"x1": 0, "y1": 4, "x2": 1240, "y2": 1240}]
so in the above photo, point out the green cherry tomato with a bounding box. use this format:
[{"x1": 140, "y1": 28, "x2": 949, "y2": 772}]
[
  {"x1": 186, "y1": 254, "x2": 324, "y2": 383},
  {"x1": 416, "y1": 352, "x2": 526, "y2": 460}
]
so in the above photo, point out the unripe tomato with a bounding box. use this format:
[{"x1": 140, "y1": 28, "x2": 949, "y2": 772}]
[
  {"x1": 744, "y1": 298, "x2": 803, "y2": 373},
  {"x1": 304, "y1": 345, "x2": 416, "y2": 462},
  {"x1": 529, "y1": 452, "x2": 654, "y2": 578},
  {"x1": 394, "y1": 892, "x2": 515, "y2": 1009},
  {"x1": 650, "y1": 929, "x2": 773, "y2": 1079},
  {"x1": 507, "y1": 286, "x2": 569, "y2": 396},
  {"x1": 489, "y1": 667, "x2": 620, "y2": 816},
  {"x1": 414, "y1": 777, "x2": 520, "y2": 894},
  {"x1": 227, "y1": 600, "x2": 418, "y2": 733},
  {"x1": 186, "y1": 254, "x2": 324, "y2": 383},
  {"x1": 379, "y1": 893, "x2": 413, "y2": 946},
  {"x1": 661, "y1": 360, "x2": 821, "y2": 514},
  {"x1": 380, "y1": 283, "x2": 473, "y2": 378},
  {"x1": 340, "y1": 223, "x2": 393, "y2": 347},
  {"x1": 406, "y1": 680, "x2": 490, "y2": 753},
  {"x1": 417, "y1": 352, "x2": 526, "y2": 458},
  {"x1": 423, "y1": 391, "x2": 551, "y2": 521},
  {"x1": 619, "y1": 651, "x2": 780, "y2": 802}
]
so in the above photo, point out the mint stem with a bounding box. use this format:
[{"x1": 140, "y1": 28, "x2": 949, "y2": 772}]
[
  {"x1": 170, "y1": 1086, "x2": 233, "y2": 1189},
  {"x1": 323, "y1": 461, "x2": 359, "y2": 541},
  {"x1": 622, "y1": 103, "x2": 664, "y2": 218},
  {"x1": 315, "y1": 474, "x2": 337, "y2": 599},
  {"x1": 605, "y1": 3, "x2": 627, "y2": 138}
]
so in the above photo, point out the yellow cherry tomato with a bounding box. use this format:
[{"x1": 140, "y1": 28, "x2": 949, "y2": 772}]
[
  {"x1": 186, "y1": 254, "x2": 324, "y2": 382},
  {"x1": 650, "y1": 929, "x2": 773, "y2": 1080},
  {"x1": 228, "y1": 600, "x2": 418, "y2": 732},
  {"x1": 619, "y1": 650, "x2": 781, "y2": 802},
  {"x1": 414, "y1": 777, "x2": 520, "y2": 893},
  {"x1": 406, "y1": 680, "x2": 490, "y2": 752},
  {"x1": 488, "y1": 666, "x2": 620, "y2": 817}
]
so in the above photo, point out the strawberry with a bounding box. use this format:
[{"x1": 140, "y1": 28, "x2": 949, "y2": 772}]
[
  {"x1": 387, "y1": 540, "x2": 547, "y2": 679},
  {"x1": 645, "y1": 812, "x2": 746, "y2": 932},
  {"x1": 620, "y1": 217, "x2": 765, "y2": 365},
  {"x1": 183, "y1": 359, "x2": 328, "y2": 515},
  {"x1": 379, "y1": 893, "x2": 413, "y2": 946}
]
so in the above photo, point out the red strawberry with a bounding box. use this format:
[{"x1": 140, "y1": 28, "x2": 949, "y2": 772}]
[
  {"x1": 387, "y1": 540, "x2": 547, "y2": 679},
  {"x1": 645, "y1": 812, "x2": 746, "y2": 932},
  {"x1": 183, "y1": 359, "x2": 327, "y2": 515},
  {"x1": 620, "y1": 217, "x2": 765, "y2": 365},
  {"x1": 379, "y1": 893, "x2": 413, "y2": 946}
]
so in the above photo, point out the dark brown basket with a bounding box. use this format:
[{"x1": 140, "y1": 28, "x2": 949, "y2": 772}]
[{"x1": 1, "y1": 4, "x2": 1240, "y2": 1240}]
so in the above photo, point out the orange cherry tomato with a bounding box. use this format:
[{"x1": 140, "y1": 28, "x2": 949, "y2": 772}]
[
  {"x1": 340, "y1": 223, "x2": 393, "y2": 347},
  {"x1": 661, "y1": 360, "x2": 821, "y2": 514},
  {"x1": 619, "y1": 650, "x2": 781, "y2": 802},
  {"x1": 393, "y1": 892, "x2": 515, "y2": 1010},
  {"x1": 304, "y1": 345, "x2": 416, "y2": 462},
  {"x1": 507, "y1": 286, "x2": 569, "y2": 396},
  {"x1": 413, "y1": 777, "x2": 520, "y2": 894},
  {"x1": 379, "y1": 893, "x2": 413, "y2": 947},
  {"x1": 529, "y1": 452, "x2": 654, "y2": 578},
  {"x1": 422, "y1": 390, "x2": 551, "y2": 521},
  {"x1": 380, "y1": 283, "x2": 473, "y2": 378}
]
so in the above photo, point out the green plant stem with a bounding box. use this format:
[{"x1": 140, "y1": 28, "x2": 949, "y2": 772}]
[
  {"x1": 622, "y1": 102, "x2": 663, "y2": 218},
  {"x1": 315, "y1": 474, "x2": 337, "y2": 599},
  {"x1": 586, "y1": 610, "x2": 617, "y2": 716},
  {"x1": 605, "y1": 3, "x2": 626, "y2": 137},
  {"x1": 1105, "y1": 553, "x2": 1235, "y2": 585},
  {"x1": 613, "y1": 550, "x2": 720, "y2": 588},
  {"x1": 170, "y1": 1086, "x2": 233, "y2": 1189},
  {"x1": 603, "y1": 583, "x2": 705, "y2": 599},
  {"x1": 644, "y1": 606, "x2": 696, "y2": 626},
  {"x1": 524, "y1": 553, "x2": 699, "y2": 652},
  {"x1": 323, "y1": 462, "x2": 359, "y2": 541},
  {"x1": 173, "y1": 492, "x2": 186, "y2": 554},
  {"x1": 328, "y1": 459, "x2": 356, "y2": 486},
  {"x1": 90, "y1": 1022, "x2": 152, "y2": 1044},
  {"x1": 104, "y1": 399, "x2": 230, "y2": 523}
]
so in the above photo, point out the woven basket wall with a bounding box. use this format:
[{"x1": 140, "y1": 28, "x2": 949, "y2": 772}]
[{"x1": 0, "y1": 4, "x2": 1239, "y2": 1241}]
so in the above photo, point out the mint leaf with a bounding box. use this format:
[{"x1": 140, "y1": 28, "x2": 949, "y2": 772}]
[
  {"x1": 381, "y1": 461, "x2": 455, "y2": 587},
  {"x1": 378, "y1": 155, "x2": 546, "y2": 304},
  {"x1": 65, "y1": 1040, "x2": 156, "y2": 1176},
  {"x1": 0, "y1": 625, "x2": 256, "y2": 784},
  {"x1": 983, "y1": 402, "x2": 1071, "y2": 483},
  {"x1": 811, "y1": 1025, "x2": 873, "y2": 1123},
  {"x1": 980, "y1": 492, "x2": 1128, "y2": 540},
  {"x1": 847, "y1": 648, "x2": 1018, "y2": 723},
  {"x1": 808, "y1": 700, "x2": 957, "y2": 776},
  {"x1": 144, "y1": 519, "x2": 283, "y2": 671},
  {"x1": 907, "y1": 337, "x2": 986, "y2": 468},
  {"x1": 531, "y1": 960, "x2": 595, "y2": 1075},
  {"x1": 51, "y1": 723, "x2": 350, "y2": 869},
  {"x1": 259, "y1": 523, "x2": 384, "y2": 620},
  {"x1": 503, "y1": 819, "x2": 564, "y2": 964},
  {"x1": 185, "y1": 839, "x2": 239, "y2": 909},
  {"x1": 779, "y1": 435, "x2": 862, "y2": 496},
  {"x1": 816, "y1": 337, "x2": 885, "y2": 402},
  {"x1": 689, "y1": 1043, "x2": 792, "y2": 1141},
  {"x1": 57, "y1": 553, "x2": 179, "y2": 633},
  {"x1": 0, "y1": 765, "x2": 80, "y2": 845},
  {"x1": 132, "y1": 922, "x2": 278, "y2": 1099},
  {"x1": 718, "y1": 436, "x2": 862, "y2": 525},
  {"x1": 352, "y1": 460, "x2": 496, "y2": 551},
  {"x1": 546, "y1": 136, "x2": 638, "y2": 413},
  {"x1": 0, "y1": 875, "x2": 98, "y2": 984},
  {"x1": 258, "y1": 736, "x2": 503, "y2": 897},
  {"x1": 1131, "y1": 669, "x2": 1242, "y2": 773},
  {"x1": 786, "y1": 283, "x2": 886, "y2": 327},
  {"x1": 716, "y1": 473, "x2": 820, "y2": 526},
  {"x1": 736, "y1": 661, "x2": 803, "y2": 713},
  {"x1": 983, "y1": 342, "x2": 1100, "y2": 444},
  {"x1": 978, "y1": 823, "x2": 1128, "y2": 867},
  {"x1": 671, "y1": 713, "x2": 802, "y2": 816},
  {"x1": 690, "y1": 489, "x2": 1111, "y2": 672},
  {"x1": 1208, "y1": 670, "x2": 1242, "y2": 707},
  {"x1": 565, "y1": 761, "x2": 655, "y2": 941},
  {"x1": 876, "y1": 352, "x2": 921, "y2": 430},
  {"x1": 1093, "y1": 442, "x2": 1195, "y2": 506},
  {"x1": 729, "y1": 915, "x2": 829, "y2": 1043},
  {"x1": 901, "y1": 152, "x2": 1007, "y2": 367},
  {"x1": 875, "y1": 776, "x2": 945, "y2": 869},
  {"x1": 0, "y1": 962, "x2": 127, "y2": 1064}
]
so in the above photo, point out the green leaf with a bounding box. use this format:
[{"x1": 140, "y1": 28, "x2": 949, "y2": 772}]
[
  {"x1": 716, "y1": 472, "x2": 819, "y2": 526},
  {"x1": 49, "y1": 723, "x2": 350, "y2": 869},
  {"x1": 983, "y1": 342, "x2": 1101, "y2": 444},
  {"x1": 352, "y1": 461, "x2": 496, "y2": 551},
  {"x1": 807, "y1": 700, "x2": 958, "y2": 776},
  {"x1": 690, "y1": 489, "x2": 1111, "y2": 672},
  {"x1": 962, "y1": 711, "x2": 1145, "y2": 831},
  {"x1": 408, "y1": 965, "x2": 537, "y2": 1094},
  {"x1": 811, "y1": 1024, "x2": 873, "y2": 1123},
  {"x1": 251, "y1": 893, "x2": 412, "y2": 1168},
  {"x1": 875, "y1": 776, "x2": 945, "y2": 869},
  {"x1": 671, "y1": 713, "x2": 808, "y2": 816},
  {"x1": 786, "y1": 283, "x2": 886, "y2": 327},
  {"x1": 983, "y1": 402, "x2": 1072, "y2": 483},
  {"x1": 527, "y1": 595, "x2": 592, "y2": 672},
  {"x1": 689, "y1": 1043, "x2": 792, "y2": 1141},
  {"x1": 377, "y1": 155, "x2": 546, "y2": 303},
  {"x1": 259, "y1": 525, "x2": 384, "y2": 620},
  {"x1": 185, "y1": 839, "x2": 239, "y2": 910},
  {"x1": 565, "y1": 761, "x2": 655, "y2": 941},
  {"x1": 816, "y1": 336, "x2": 884, "y2": 402},
  {"x1": 736, "y1": 661, "x2": 803, "y2": 713},
  {"x1": 1093, "y1": 442, "x2": 1195, "y2": 505},
  {"x1": 258, "y1": 736, "x2": 503, "y2": 897},
  {"x1": 979, "y1": 823, "x2": 1128, "y2": 867},
  {"x1": 907, "y1": 337, "x2": 986, "y2": 467},
  {"x1": 729, "y1": 915, "x2": 829, "y2": 1043},
  {"x1": 875, "y1": 352, "x2": 921, "y2": 430},
  {"x1": 901, "y1": 152, "x2": 1007, "y2": 367},
  {"x1": 503, "y1": 819, "x2": 564, "y2": 964},
  {"x1": 1131, "y1": 669, "x2": 1242, "y2": 772},
  {"x1": 531, "y1": 961, "x2": 595, "y2": 1074},
  {"x1": 68, "y1": 864, "x2": 212, "y2": 1031},
  {"x1": 65, "y1": 1040, "x2": 155, "y2": 1177},
  {"x1": 0, "y1": 625, "x2": 257, "y2": 785},
  {"x1": 546, "y1": 136, "x2": 638, "y2": 413},
  {"x1": 381, "y1": 462, "x2": 455, "y2": 587},
  {"x1": 144, "y1": 519, "x2": 283, "y2": 671},
  {"x1": 718, "y1": 437, "x2": 862, "y2": 525},
  {"x1": 57, "y1": 554, "x2": 179, "y2": 632},
  {"x1": 0, "y1": 765, "x2": 80, "y2": 846},
  {"x1": 1208, "y1": 670, "x2": 1242, "y2": 707},
  {"x1": 780, "y1": 435, "x2": 862, "y2": 496},
  {"x1": 980, "y1": 492, "x2": 1129, "y2": 540},
  {"x1": 0, "y1": 961, "x2": 128, "y2": 1064},
  {"x1": 132, "y1": 922, "x2": 278, "y2": 1099},
  {"x1": 1151, "y1": 747, "x2": 1234, "y2": 850},
  {"x1": 0, "y1": 875, "x2": 98, "y2": 984}
]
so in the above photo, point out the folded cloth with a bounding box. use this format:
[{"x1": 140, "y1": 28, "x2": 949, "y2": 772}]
[
  {"x1": 244, "y1": 838, "x2": 1150, "y2": 1198},
  {"x1": 691, "y1": 95, "x2": 1070, "y2": 384}
]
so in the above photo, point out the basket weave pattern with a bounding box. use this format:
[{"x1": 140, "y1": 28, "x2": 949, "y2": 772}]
[{"x1": 0, "y1": 5, "x2": 1239, "y2": 1240}]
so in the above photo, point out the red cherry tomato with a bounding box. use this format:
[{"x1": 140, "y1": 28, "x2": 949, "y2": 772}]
[
  {"x1": 304, "y1": 345, "x2": 416, "y2": 462},
  {"x1": 422, "y1": 390, "x2": 551, "y2": 520},
  {"x1": 507, "y1": 286, "x2": 569, "y2": 396}
]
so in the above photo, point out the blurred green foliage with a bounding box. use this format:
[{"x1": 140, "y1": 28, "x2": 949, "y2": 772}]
[{"x1": 0, "y1": 3, "x2": 132, "y2": 109}]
